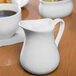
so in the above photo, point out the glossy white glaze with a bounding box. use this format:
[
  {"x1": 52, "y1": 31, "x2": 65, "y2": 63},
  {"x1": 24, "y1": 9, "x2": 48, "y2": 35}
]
[
  {"x1": 0, "y1": 4, "x2": 21, "y2": 40},
  {"x1": 19, "y1": 18, "x2": 65, "y2": 75},
  {"x1": 0, "y1": 27, "x2": 24, "y2": 47},
  {"x1": 39, "y1": 0, "x2": 74, "y2": 18}
]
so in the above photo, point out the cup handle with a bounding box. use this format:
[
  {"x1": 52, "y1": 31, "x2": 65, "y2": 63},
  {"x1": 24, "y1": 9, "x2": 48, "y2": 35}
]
[{"x1": 53, "y1": 18, "x2": 65, "y2": 47}]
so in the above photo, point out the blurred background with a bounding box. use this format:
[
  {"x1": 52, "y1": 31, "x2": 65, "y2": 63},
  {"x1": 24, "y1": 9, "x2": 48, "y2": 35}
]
[{"x1": 0, "y1": 0, "x2": 10, "y2": 3}]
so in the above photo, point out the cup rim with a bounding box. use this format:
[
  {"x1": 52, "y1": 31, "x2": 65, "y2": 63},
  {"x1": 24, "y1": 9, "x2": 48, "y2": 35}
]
[
  {"x1": 40, "y1": 0, "x2": 72, "y2": 4},
  {"x1": 0, "y1": 3, "x2": 21, "y2": 19}
]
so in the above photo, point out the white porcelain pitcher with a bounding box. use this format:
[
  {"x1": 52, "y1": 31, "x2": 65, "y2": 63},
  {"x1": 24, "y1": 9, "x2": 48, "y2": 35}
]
[{"x1": 19, "y1": 18, "x2": 65, "y2": 75}]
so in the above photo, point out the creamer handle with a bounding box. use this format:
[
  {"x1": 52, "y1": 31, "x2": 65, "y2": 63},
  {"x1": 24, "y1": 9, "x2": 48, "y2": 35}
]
[{"x1": 53, "y1": 19, "x2": 65, "y2": 47}]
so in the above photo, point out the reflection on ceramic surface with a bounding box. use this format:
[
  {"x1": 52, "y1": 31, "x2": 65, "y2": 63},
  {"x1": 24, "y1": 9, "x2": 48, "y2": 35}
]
[
  {"x1": 19, "y1": 18, "x2": 65, "y2": 75},
  {"x1": 0, "y1": 4, "x2": 21, "y2": 40},
  {"x1": 39, "y1": 0, "x2": 74, "y2": 18},
  {"x1": 0, "y1": 27, "x2": 24, "y2": 47}
]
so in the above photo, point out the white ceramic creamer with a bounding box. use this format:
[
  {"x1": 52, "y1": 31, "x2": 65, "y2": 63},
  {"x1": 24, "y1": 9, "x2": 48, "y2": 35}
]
[{"x1": 19, "y1": 18, "x2": 65, "y2": 75}]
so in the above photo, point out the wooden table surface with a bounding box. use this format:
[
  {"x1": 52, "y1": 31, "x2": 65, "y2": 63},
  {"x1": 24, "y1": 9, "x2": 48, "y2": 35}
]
[{"x1": 0, "y1": 0, "x2": 76, "y2": 76}]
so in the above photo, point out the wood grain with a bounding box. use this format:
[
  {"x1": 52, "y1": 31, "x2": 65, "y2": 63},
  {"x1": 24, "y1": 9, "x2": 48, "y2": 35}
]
[
  {"x1": 0, "y1": 0, "x2": 76, "y2": 76},
  {"x1": 6, "y1": 0, "x2": 10, "y2": 3},
  {"x1": 0, "y1": 0, "x2": 6, "y2": 3}
]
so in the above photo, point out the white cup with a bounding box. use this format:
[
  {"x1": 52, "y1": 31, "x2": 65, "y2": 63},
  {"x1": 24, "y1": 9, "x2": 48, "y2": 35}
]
[{"x1": 0, "y1": 4, "x2": 21, "y2": 40}]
